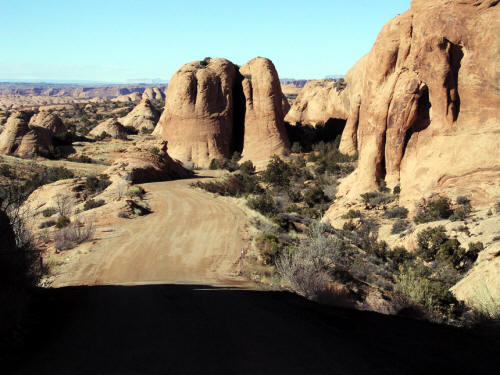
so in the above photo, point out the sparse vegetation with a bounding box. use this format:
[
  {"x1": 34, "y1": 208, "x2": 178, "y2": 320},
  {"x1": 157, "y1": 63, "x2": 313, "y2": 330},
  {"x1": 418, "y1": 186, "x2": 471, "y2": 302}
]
[
  {"x1": 83, "y1": 199, "x2": 105, "y2": 211},
  {"x1": 414, "y1": 196, "x2": 453, "y2": 223},
  {"x1": 54, "y1": 217, "x2": 95, "y2": 251}
]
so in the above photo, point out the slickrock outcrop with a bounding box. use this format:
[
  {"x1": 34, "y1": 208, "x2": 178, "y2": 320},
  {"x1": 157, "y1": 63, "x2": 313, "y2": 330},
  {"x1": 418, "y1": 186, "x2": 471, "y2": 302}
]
[
  {"x1": 89, "y1": 119, "x2": 127, "y2": 139},
  {"x1": 104, "y1": 140, "x2": 194, "y2": 184},
  {"x1": 29, "y1": 111, "x2": 67, "y2": 138},
  {"x1": 239, "y1": 57, "x2": 290, "y2": 166},
  {"x1": 119, "y1": 99, "x2": 160, "y2": 132},
  {"x1": 324, "y1": 0, "x2": 500, "y2": 214},
  {"x1": 0, "y1": 111, "x2": 54, "y2": 156},
  {"x1": 157, "y1": 57, "x2": 291, "y2": 167},
  {"x1": 111, "y1": 92, "x2": 142, "y2": 103},
  {"x1": 284, "y1": 79, "x2": 350, "y2": 126},
  {"x1": 158, "y1": 58, "x2": 238, "y2": 168},
  {"x1": 142, "y1": 87, "x2": 165, "y2": 101}
]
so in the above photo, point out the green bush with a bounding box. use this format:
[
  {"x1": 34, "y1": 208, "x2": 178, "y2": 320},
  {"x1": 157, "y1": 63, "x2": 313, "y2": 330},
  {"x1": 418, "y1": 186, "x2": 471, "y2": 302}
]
[
  {"x1": 247, "y1": 193, "x2": 277, "y2": 216},
  {"x1": 495, "y1": 201, "x2": 500, "y2": 214},
  {"x1": 193, "y1": 174, "x2": 261, "y2": 197},
  {"x1": 55, "y1": 216, "x2": 70, "y2": 229},
  {"x1": 42, "y1": 207, "x2": 58, "y2": 217},
  {"x1": 208, "y1": 158, "x2": 238, "y2": 172},
  {"x1": 360, "y1": 191, "x2": 395, "y2": 209},
  {"x1": 124, "y1": 126, "x2": 138, "y2": 135},
  {"x1": 414, "y1": 196, "x2": 452, "y2": 224},
  {"x1": 255, "y1": 233, "x2": 284, "y2": 265},
  {"x1": 85, "y1": 174, "x2": 112, "y2": 194},
  {"x1": 127, "y1": 185, "x2": 146, "y2": 198},
  {"x1": 391, "y1": 219, "x2": 409, "y2": 235},
  {"x1": 384, "y1": 206, "x2": 409, "y2": 219},
  {"x1": 239, "y1": 160, "x2": 255, "y2": 175},
  {"x1": 83, "y1": 199, "x2": 105, "y2": 211},
  {"x1": 342, "y1": 209, "x2": 362, "y2": 219},
  {"x1": 303, "y1": 186, "x2": 329, "y2": 207},
  {"x1": 140, "y1": 127, "x2": 153, "y2": 135},
  {"x1": 262, "y1": 156, "x2": 292, "y2": 190},
  {"x1": 149, "y1": 147, "x2": 160, "y2": 156},
  {"x1": 393, "y1": 185, "x2": 401, "y2": 195}
]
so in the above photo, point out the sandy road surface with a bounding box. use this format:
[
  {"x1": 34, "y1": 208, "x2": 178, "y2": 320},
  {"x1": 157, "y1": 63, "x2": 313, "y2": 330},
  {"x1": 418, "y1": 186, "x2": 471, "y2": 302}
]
[{"x1": 53, "y1": 178, "x2": 250, "y2": 287}]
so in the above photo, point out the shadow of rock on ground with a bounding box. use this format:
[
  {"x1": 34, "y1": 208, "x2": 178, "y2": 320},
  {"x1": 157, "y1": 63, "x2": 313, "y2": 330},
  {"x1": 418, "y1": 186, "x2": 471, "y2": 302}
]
[{"x1": 5, "y1": 284, "x2": 499, "y2": 375}]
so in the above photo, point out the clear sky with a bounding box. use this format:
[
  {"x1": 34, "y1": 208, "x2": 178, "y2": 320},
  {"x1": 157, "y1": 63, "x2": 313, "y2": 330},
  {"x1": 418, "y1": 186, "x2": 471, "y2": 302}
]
[{"x1": 0, "y1": 0, "x2": 411, "y2": 83}]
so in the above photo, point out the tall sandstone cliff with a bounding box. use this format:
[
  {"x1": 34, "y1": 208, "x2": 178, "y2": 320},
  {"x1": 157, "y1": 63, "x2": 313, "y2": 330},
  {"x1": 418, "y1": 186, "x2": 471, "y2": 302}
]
[
  {"x1": 324, "y1": 0, "x2": 500, "y2": 216},
  {"x1": 157, "y1": 57, "x2": 290, "y2": 168}
]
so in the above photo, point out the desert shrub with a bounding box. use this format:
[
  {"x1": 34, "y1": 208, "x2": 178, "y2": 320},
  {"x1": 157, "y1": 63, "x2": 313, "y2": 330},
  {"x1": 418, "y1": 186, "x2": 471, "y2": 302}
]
[
  {"x1": 414, "y1": 196, "x2": 452, "y2": 224},
  {"x1": 239, "y1": 160, "x2": 255, "y2": 175},
  {"x1": 255, "y1": 233, "x2": 284, "y2": 265},
  {"x1": 384, "y1": 206, "x2": 409, "y2": 219},
  {"x1": 193, "y1": 174, "x2": 261, "y2": 197},
  {"x1": 85, "y1": 174, "x2": 111, "y2": 194},
  {"x1": 124, "y1": 125, "x2": 138, "y2": 135},
  {"x1": 391, "y1": 219, "x2": 409, "y2": 235},
  {"x1": 360, "y1": 191, "x2": 395, "y2": 209},
  {"x1": 262, "y1": 156, "x2": 292, "y2": 190},
  {"x1": 83, "y1": 199, "x2": 105, "y2": 211},
  {"x1": 450, "y1": 205, "x2": 471, "y2": 221},
  {"x1": 42, "y1": 207, "x2": 58, "y2": 217},
  {"x1": 149, "y1": 147, "x2": 160, "y2": 156},
  {"x1": 95, "y1": 131, "x2": 111, "y2": 141},
  {"x1": 55, "y1": 215, "x2": 70, "y2": 229},
  {"x1": 54, "y1": 218, "x2": 95, "y2": 251},
  {"x1": 140, "y1": 127, "x2": 153, "y2": 135},
  {"x1": 303, "y1": 186, "x2": 329, "y2": 207},
  {"x1": 127, "y1": 185, "x2": 146, "y2": 198},
  {"x1": 247, "y1": 193, "x2": 277, "y2": 216},
  {"x1": 67, "y1": 155, "x2": 93, "y2": 163},
  {"x1": 394, "y1": 262, "x2": 462, "y2": 318},
  {"x1": 39, "y1": 220, "x2": 56, "y2": 229},
  {"x1": 389, "y1": 246, "x2": 413, "y2": 266},
  {"x1": 342, "y1": 209, "x2": 362, "y2": 219},
  {"x1": 393, "y1": 185, "x2": 401, "y2": 195},
  {"x1": 291, "y1": 142, "x2": 302, "y2": 154},
  {"x1": 495, "y1": 201, "x2": 500, "y2": 214},
  {"x1": 456, "y1": 196, "x2": 470, "y2": 205},
  {"x1": 209, "y1": 158, "x2": 238, "y2": 172},
  {"x1": 0, "y1": 164, "x2": 12, "y2": 177},
  {"x1": 343, "y1": 220, "x2": 357, "y2": 231},
  {"x1": 276, "y1": 222, "x2": 352, "y2": 299}
]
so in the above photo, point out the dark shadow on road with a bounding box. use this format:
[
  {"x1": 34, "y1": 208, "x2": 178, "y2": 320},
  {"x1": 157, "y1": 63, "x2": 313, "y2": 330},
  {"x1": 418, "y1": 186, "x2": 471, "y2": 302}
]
[{"x1": 5, "y1": 284, "x2": 498, "y2": 375}]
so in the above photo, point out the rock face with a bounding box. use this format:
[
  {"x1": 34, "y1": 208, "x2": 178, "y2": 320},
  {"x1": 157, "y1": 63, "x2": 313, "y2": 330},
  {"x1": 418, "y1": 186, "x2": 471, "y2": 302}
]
[
  {"x1": 112, "y1": 92, "x2": 142, "y2": 103},
  {"x1": 104, "y1": 141, "x2": 194, "y2": 184},
  {"x1": 89, "y1": 119, "x2": 127, "y2": 139},
  {"x1": 0, "y1": 111, "x2": 54, "y2": 156},
  {"x1": 158, "y1": 57, "x2": 290, "y2": 167},
  {"x1": 119, "y1": 99, "x2": 160, "y2": 132},
  {"x1": 29, "y1": 111, "x2": 67, "y2": 138},
  {"x1": 158, "y1": 58, "x2": 239, "y2": 168},
  {"x1": 325, "y1": 0, "x2": 500, "y2": 212},
  {"x1": 142, "y1": 87, "x2": 165, "y2": 101},
  {"x1": 284, "y1": 79, "x2": 350, "y2": 126},
  {"x1": 239, "y1": 57, "x2": 290, "y2": 166}
]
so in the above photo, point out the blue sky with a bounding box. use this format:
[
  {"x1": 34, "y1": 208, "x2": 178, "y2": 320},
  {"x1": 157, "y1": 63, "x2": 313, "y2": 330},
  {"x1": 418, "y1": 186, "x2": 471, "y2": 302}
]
[{"x1": 0, "y1": 0, "x2": 411, "y2": 83}]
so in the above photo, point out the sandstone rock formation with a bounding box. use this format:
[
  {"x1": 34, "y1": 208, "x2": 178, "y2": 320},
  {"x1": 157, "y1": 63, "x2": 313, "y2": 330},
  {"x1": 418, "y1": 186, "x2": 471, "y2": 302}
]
[
  {"x1": 284, "y1": 79, "x2": 350, "y2": 126},
  {"x1": 89, "y1": 119, "x2": 127, "y2": 139},
  {"x1": 104, "y1": 140, "x2": 194, "y2": 184},
  {"x1": 158, "y1": 58, "x2": 238, "y2": 168},
  {"x1": 142, "y1": 87, "x2": 165, "y2": 101},
  {"x1": 112, "y1": 92, "x2": 142, "y2": 103},
  {"x1": 157, "y1": 57, "x2": 291, "y2": 167},
  {"x1": 0, "y1": 111, "x2": 54, "y2": 156},
  {"x1": 29, "y1": 111, "x2": 67, "y2": 138},
  {"x1": 119, "y1": 99, "x2": 160, "y2": 132},
  {"x1": 324, "y1": 0, "x2": 500, "y2": 212},
  {"x1": 239, "y1": 57, "x2": 290, "y2": 166}
]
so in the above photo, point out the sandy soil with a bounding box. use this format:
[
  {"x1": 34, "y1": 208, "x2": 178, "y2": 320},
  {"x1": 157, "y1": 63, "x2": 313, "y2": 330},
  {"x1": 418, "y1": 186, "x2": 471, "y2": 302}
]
[{"x1": 52, "y1": 177, "x2": 252, "y2": 287}]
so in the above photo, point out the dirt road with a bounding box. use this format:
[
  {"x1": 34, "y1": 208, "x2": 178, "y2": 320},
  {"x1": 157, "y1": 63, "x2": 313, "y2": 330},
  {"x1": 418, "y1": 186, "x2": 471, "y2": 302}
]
[{"x1": 53, "y1": 178, "x2": 250, "y2": 287}]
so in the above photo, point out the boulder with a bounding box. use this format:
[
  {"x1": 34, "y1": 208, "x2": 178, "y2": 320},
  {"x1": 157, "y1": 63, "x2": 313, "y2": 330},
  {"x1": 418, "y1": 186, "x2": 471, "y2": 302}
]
[
  {"x1": 158, "y1": 58, "x2": 239, "y2": 168},
  {"x1": 104, "y1": 140, "x2": 194, "y2": 184},
  {"x1": 0, "y1": 111, "x2": 31, "y2": 154},
  {"x1": 119, "y1": 99, "x2": 160, "y2": 132},
  {"x1": 324, "y1": 0, "x2": 500, "y2": 216},
  {"x1": 142, "y1": 87, "x2": 165, "y2": 101},
  {"x1": 29, "y1": 111, "x2": 67, "y2": 138},
  {"x1": 89, "y1": 119, "x2": 127, "y2": 139},
  {"x1": 239, "y1": 57, "x2": 290, "y2": 166}
]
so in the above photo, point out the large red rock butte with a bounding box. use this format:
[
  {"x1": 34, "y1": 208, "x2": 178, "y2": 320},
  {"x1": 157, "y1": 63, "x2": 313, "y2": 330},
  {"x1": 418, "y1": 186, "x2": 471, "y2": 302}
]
[
  {"x1": 317, "y1": 0, "x2": 500, "y2": 216},
  {"x1": 158, "y1": 57, "x2": 290, "y2": 168}
]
